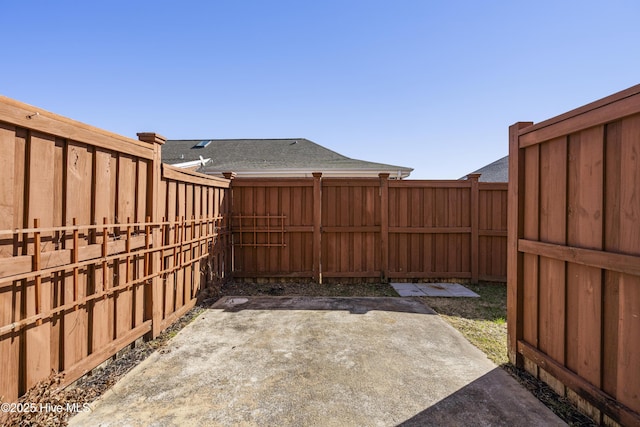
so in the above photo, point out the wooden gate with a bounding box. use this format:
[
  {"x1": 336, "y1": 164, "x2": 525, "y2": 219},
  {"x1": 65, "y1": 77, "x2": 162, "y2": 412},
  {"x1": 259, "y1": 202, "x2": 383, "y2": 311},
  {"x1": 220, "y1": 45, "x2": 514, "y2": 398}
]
[{"x1": 507, "y1": 84, "x2": 640, "y2": 425}]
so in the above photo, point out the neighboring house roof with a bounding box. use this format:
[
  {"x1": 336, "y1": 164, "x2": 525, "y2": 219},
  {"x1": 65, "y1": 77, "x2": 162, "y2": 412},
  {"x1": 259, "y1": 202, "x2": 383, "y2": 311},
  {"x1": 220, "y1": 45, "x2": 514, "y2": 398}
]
[
  {"x1": 163, "y1": 138, "x2": 413, "y2": 179},
  {"x1": 461, "y1": 155, "x2": 509, "y2": 182}
]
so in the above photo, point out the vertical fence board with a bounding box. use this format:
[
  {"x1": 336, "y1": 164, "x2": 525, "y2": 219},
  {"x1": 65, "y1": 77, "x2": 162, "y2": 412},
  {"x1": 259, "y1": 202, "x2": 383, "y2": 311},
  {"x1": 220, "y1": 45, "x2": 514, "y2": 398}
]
[
  {"x1": 49, "y1": 138, "x2": 64, "y2": 372},
  {"x1": 175, "y1": 182, "x2": 185, "y2": 310},
  {"x1": 115, "y1": 155, "x2": 135, "y2": 338},
  {"x1": 617, "y1": 114, "x2": 640, "y2": 412},
  {"x1": 522, "y1": 145, "x2": 540, "y2": 349},
  {"x1": 0, "y1": 124, "x2": 15, "y2": 251},
  {"x1": 25, "y1": 132, "x2": 54, "y2": 390},
  {"x1": 164, "y1": 181, "x2": 176, "y2": 317},
  {"x1": 566, "y1": 127, "x2": 603, "y2": 387},
  {"x1": 423, "y1": 188, "x2": 434, "y2": 274},
  {"x1": 410, "y1": 188, "x2": 421, "y2": 272},
  {"x1": 13, "y1": 128, "x2": 27, "y2": 396},
  {"x1": 0, "y1": 123, "x2": 19, "y2": 401},
  {"x1": 353, "y1": 186, "x2": 363, "y2": 272},
  {"x1": 184, "y1": 184, "x2": 193, "y2": 303},
  {"x1": 63, "y1": 141, "x2": 92, "y2": 370},
  {"x1": 602, "y1": 120, "x2": 621, "y2": 398},
  {"x1": 447, "y1": 189, "x2": 458, "y2": 273},
  {"x1": 193, "y1": 185, "x2": 202, "y2": 297},
  {"x1": 271, "y1": 186, "x2": 281, "y2": 272},
  {"x1": 92, "y1": 149, "x2": 113, "y2": 353},
  {"x1": 365, "y1": 183, "x2": 377, "y2": 274},
  {"x1": 388, "y1": 188, "x2": 399, "y2": 274},
  {"x1": 339, "y1": 185, "x2": 349, "y2": 273},
  {"x1": 434, "y1": 188, "x2": 446, "y2": 273},
  {"x1": 538, "y1": 137, "x2": 567, "y2": 364},
  {"x1": 491, "y1": 190, "x2": 506, "y2": 277},
  {"x1": 397, "y1": 187, "x2": 409, "y2": 275},
  {"x1": 134, "y1": 160, "x2": 148, "y2": 327},
  {"x1": 280, "y1": 186, "x2": 291, "y2": 274},
  {"x1": 380, "y1": 173, "x2": 389, "y2": 280}
]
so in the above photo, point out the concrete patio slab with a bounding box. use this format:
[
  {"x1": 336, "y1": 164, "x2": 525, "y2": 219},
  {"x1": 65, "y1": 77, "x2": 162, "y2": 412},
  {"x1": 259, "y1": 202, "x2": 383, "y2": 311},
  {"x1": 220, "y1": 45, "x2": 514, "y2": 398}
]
[
  {"x1": 70, "y1": 297, "x2": 563, "y2": 427},
  {"x1": 392, "y1": 282, "x2": 480, "y2": 298}
]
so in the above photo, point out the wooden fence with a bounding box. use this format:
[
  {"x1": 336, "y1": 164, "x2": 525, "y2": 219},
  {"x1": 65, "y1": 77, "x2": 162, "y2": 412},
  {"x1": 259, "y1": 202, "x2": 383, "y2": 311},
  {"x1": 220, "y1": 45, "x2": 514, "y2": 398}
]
[
  {"x1": 508, "y1": 84, "x2": 640, "y2": 425},
  {"x1": 0, "y1": 94, "x2": 509, "y2": 404},
  {"x1": 0, "y1": 98, "x2": 230, "y2": 403},
  {"x1": 231, "y1": 174, "x2": 507, "y2": 282}
]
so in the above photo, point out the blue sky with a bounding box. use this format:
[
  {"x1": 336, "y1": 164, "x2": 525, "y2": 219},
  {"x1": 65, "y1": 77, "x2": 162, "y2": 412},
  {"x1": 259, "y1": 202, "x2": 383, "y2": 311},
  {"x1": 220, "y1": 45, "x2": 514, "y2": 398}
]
[{"x1": 2, "y1": 1, "x2": 639, "y2": 179}]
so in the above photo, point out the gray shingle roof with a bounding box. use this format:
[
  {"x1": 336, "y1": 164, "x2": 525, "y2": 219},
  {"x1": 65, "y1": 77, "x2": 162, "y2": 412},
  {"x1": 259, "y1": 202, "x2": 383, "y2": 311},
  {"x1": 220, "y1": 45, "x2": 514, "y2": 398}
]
[
  {"x1": 162, "y1": 138, "x2": 413, "y2": 176},
  {"x1": 461, "y1": 155, "x2": 509, "y2": 182}
]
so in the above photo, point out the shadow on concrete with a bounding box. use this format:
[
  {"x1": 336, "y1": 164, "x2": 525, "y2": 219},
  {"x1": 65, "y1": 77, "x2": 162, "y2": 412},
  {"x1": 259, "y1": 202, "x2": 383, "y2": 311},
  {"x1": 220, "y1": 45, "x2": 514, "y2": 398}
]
[
  {"x1": 397, "y1": 367, "x2": 566, "y2": 427},
  {"x1": 212, "y1": 295, "x2": 437, "y2": 315}
]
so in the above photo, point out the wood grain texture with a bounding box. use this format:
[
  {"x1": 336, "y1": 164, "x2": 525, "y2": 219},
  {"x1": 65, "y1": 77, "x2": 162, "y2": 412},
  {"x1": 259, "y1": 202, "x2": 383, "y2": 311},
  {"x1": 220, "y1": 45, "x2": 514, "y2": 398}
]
[
  {"x1": 0, "y1": 123, "x2": 19, "y2": 401},
  {"x1": 565, "y1": 126, "x2": 603, "y2": 387},
  {"x1": 602, "y1": 120, "x2": 622, "y2": 398},
  {"x1": 115, "y1": 155, "x2": 135, "y2": 338},
  {"x1": 617, "y1": 114, "x2": 640, "y2": 412},
  {"x1": 233, "y1": 179, "x2": 506, "y2": 281},
  {"x1": 92, "y1": 150, "x2": 113, "y2": 353},
  {"x1": 519, "y1": 84, "x2": 640, "y2": 147},
  {"x1": 537, "y1": 136, "x2": 567, "y2": 364},
  {"x1": 522, "y1": 143, "x2": 540, "y2": 350},
  {"x1": 0, "y1": 97, "x2": 154, "y2": 159},
  {"x1": 512, "y1": 87, "x2": 640, "y2": 422},
  {"x1": 63, "y1": 141, "x2": 92, "y2": 370},
  {"x1": 0, "y1": 100, "x2": 231, "y2": 403},
  {"x1": 25, "y1": 132, "x2": 55, "y2": 390}
]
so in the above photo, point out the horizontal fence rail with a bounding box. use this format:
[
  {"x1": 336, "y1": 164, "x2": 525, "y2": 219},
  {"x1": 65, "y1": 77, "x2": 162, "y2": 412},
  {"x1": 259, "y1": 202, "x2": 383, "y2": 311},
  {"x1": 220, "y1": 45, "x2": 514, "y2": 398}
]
[{"x1": 508, "y1": 84, "x2": 640, "y2": 425}]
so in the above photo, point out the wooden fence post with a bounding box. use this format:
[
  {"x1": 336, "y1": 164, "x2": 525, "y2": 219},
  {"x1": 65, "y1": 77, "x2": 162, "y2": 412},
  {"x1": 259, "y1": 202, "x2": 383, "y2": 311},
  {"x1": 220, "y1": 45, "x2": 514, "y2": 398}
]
[
  {"x1": 379, "y1": 173, "x2": 390, "y2": 282},
  {"x1": 312, "y1": 172, "x2": 322, "y2": 283},
  {"x1": 137, "y1": 132, "x2": 166, "y2": 339},
  {"x1": 468, "y1": 173, "x2": 481, "y2": 284},
  {"x1": 222, "y1": 172, "x2": 236, "y2": 280},
  {"x1": 507, "y1": 122, "x2": 533, "y2": 367}
]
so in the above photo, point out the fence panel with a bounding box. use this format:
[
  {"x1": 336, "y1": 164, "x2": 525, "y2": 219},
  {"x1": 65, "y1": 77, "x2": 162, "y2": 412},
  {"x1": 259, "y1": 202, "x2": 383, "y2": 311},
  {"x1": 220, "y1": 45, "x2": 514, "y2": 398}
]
[
  {"x1": 0, "y1": 97, "x2": 155, "y2": 401},
  {"x1": 478, "y1": 184, "x2": 508, "y2": 281},
  {"x1": 508, "y1": 84, "x2": 640, "y2": 425},
  {"x1": 388, "y1": 181, "x2": 473, "y2": 280},
  {"x1": 231, "y1": 179, "x2": 315, "y2": 279},
  {"x1": 156, "y1": 164, "x2": 231, "y2": 331},
  {"x1": 322, "y1": 179, "x2": 382, "y2": 278},
  {"x1": 232, "y1": 174, "x2": 507, "y2": 283},
  {"x1": 0, "y1": 99, "x2": 230, "y2": 404}
]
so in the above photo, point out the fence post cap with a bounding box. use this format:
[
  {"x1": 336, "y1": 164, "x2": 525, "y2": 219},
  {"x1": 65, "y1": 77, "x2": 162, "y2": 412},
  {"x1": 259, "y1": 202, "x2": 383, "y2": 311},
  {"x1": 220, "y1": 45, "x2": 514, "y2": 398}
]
[
  {"x1": 137, "y1": 132, "x2": 167, "y2": 145},
  {"x1": 222, "y1": 172, "x2": 237, "y2": 180}
]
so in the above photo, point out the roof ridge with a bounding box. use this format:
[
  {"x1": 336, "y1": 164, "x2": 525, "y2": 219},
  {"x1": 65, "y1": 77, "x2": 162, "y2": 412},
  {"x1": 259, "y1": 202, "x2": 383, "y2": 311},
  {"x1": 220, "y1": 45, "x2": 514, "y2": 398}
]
[{"x1": 166, "y1": 138, "x2": 306, "y2": 142}]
